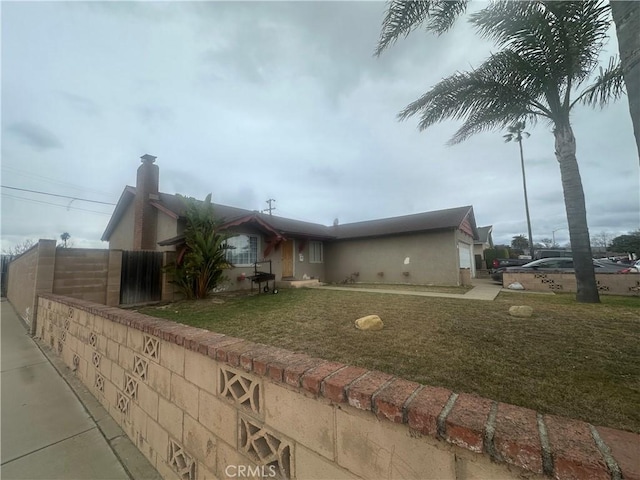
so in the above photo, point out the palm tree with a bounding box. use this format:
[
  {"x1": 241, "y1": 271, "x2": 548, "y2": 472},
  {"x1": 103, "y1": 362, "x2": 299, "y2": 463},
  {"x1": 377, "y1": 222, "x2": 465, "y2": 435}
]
[
  {"x1": 377, "y1": 0, "x2": 639, "y2": 158},
  {"x1": 610, "y1": 1, "x2": 640, "y2": 162},
  {"x1": 60, "y1": 232, "x2": 70, "y2": 248},
  {"x1": 503, "y1": 122, "x2": 534, "y2": 260},
  {"x1": 377, "y1": 1, "x2": 625, "y2": 303}
]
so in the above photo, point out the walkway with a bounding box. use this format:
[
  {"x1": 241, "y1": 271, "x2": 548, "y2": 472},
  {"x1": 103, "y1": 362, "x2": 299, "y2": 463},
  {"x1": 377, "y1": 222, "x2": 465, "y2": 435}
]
[
  {"x1": 0, "y1": 300, "x2": 160, "y2": 480},
  {"x1": 318, "y1": 278, "x2": 503, "y2": 301}
]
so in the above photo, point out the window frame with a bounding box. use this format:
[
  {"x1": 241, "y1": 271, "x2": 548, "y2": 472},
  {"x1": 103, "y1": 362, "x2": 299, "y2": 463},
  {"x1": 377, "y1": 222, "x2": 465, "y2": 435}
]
[
  {"x1": 225, "y1": 234, "x2": 259, "y2": 266},
  {"x1": 309, "y1": 240, "x2": 323, "y2": 264}
]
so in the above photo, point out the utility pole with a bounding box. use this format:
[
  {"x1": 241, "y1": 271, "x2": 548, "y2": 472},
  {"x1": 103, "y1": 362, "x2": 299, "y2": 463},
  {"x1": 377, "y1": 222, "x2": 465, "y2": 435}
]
[{"x1": 263, "y1": 198, "x2": 276, "y2": 216}]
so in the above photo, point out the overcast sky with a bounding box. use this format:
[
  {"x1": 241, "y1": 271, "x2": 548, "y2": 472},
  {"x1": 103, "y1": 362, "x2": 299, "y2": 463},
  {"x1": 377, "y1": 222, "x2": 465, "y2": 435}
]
[{"x1": 2, "y1": 1, "x2": 639, "y2": 252}]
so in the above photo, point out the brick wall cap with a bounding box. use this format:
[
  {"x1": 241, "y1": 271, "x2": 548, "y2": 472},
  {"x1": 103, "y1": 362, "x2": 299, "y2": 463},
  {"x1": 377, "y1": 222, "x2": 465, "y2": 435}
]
[{"x1": 37, "y1": 294, "x2": 640, "y2": 480}]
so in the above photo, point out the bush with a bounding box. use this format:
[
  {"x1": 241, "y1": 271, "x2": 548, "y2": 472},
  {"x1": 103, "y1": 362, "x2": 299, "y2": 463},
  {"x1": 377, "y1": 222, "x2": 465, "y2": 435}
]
[{"x1": 167, "y1": 194, "x2": 233, "y2": 299}]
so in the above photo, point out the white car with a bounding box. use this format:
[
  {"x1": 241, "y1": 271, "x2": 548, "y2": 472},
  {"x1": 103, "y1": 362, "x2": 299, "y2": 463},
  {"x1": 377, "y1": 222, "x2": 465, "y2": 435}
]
[{"x1": 620, "y1": 259, "x2": 640, "y2": 273}]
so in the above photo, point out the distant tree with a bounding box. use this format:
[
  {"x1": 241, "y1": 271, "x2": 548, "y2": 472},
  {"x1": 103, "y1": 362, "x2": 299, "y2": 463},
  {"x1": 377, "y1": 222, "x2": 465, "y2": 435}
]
[
  {"x1": 609, "y1": 231, "x2": 640, "y2": 255},
  {"x1": 511, "y1": 235, "x2": 529, "y2": 253},
  {"x1": 59, "y1": 232, "x2": 71, "y2": 248},
  {"x1": 2, "y1": 239, "x2": 36, "y2": 256},
  {"x1": 535, "y1": 238, "x2": 557, "y2": 249},
  {"x1": 168, "y1": 194, "x2": 233, "y2": 299},
  {"x1": 591, "y1": 231, "x2": 612, "y2": 249}
]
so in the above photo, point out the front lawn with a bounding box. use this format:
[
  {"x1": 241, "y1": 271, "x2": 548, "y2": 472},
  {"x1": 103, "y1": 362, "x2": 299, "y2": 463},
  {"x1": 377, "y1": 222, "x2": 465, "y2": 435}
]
[{"x1": 139, "y1": 288, "x2": 640, "y2": 433}]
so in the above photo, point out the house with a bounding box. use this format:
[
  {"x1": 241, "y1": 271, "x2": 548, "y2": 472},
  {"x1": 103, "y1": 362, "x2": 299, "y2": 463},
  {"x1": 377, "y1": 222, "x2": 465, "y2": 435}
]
[
  {"x1": 473, "y1": 225, "x2": 494, "y2": 269},
  {"x1": 102, "y1": 155, "x2": 479, "y2": 289}
]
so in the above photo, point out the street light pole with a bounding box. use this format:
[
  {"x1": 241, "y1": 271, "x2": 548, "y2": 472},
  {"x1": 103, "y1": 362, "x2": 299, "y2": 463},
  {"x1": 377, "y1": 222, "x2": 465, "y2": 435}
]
[{"x1": 552, "y1": 228, "x2": 566, "y2": 247}]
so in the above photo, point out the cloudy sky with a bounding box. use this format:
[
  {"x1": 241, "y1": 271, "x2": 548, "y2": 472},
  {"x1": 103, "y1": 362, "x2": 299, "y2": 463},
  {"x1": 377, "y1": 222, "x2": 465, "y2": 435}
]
[{"x1": 2, "y1": 1, "x2": 638, "y2": 252}]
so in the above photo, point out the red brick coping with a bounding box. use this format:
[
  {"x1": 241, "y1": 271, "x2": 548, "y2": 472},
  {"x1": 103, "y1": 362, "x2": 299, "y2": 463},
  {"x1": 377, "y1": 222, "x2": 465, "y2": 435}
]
[{"x1": 39, "y1": 294, "x2": 639, "y2": 480}]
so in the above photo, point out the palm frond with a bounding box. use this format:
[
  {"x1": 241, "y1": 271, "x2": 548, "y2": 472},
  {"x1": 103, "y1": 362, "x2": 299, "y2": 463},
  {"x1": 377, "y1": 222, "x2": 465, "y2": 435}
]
[
  {"x1": 572, "y1": 56, "x2": 625, "y2": 109},
  {"x1": 427, "y1": 0, "x2": 468, "y2": 35},
  {"x1": 399, "y1": 49, "x2": 552, "y2": 144},
  {"x1": 375, "y1": 0, "x2": 468, "y2": 56},
  {"x1": 470, "y1": 1, "x2": 611, "y2": 93}
]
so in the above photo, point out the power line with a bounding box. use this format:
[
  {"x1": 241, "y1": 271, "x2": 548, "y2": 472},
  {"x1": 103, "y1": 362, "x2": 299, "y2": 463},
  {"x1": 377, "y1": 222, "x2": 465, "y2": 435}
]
[
  {"x1": 1, "y1": 165, "x2": 115, "y2": 198},
  {"x1": 1, "y1": 193, "x2": 112, "y2": 216},
  {"x1": 1, "y1": 185, "x2": 116, "y2": 205}
]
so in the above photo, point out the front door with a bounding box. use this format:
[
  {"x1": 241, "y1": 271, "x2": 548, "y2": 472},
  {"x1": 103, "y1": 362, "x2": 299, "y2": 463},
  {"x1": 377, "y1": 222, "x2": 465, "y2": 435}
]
[{"x1": 282, "y1": 239, "x2": 294, "y2": 278}]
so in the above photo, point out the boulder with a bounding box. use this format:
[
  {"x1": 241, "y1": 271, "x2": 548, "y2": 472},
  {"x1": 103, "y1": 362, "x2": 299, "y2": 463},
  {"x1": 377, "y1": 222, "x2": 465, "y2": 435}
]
[
  {"x1": 355, "y1": 315, "x2": 384, "y2": 331},
  {"x1": 509, "y1": 306, "x2": 533, "y2": 318}
]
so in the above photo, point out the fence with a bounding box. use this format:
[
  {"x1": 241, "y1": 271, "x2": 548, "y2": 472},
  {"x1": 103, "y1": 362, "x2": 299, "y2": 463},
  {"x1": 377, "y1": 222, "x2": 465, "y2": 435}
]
[
  {"x1": 503, "y1": 271, "x2": 640, "y2": 296},
  {"x1": 5, "y1": 240, "x2": 179, "y2": 334},
  {"x1": 35, "y1": 293, "x2": 639, "y2": 480},
  {"x1": 120, "y1": 250, "x2": 164, "y2": 305},
  {"x1": 1, "y1": 254, "x2": 15, "y2": 297}
]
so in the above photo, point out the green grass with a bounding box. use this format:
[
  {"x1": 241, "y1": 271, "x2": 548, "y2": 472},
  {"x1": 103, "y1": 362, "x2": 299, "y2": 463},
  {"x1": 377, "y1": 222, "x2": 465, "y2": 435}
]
[{"x1": 139, "y1": 288, "x2": 640, "y2": 433}]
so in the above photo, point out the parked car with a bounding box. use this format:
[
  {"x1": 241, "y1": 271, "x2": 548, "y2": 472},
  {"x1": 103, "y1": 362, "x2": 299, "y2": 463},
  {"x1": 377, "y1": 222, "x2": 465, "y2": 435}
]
[
  {"x1": 619, "y1": 259, "x2": 640, "y2": 273},
  {"x1": 491, "y1": 257, "x2": 629, "y2": 283},
  {"x1": 489, "y1": 258, "x2": 530, "y2": 281},
  {"x1": 533, "y1": 249, "x2": 572, "y2": 260}
]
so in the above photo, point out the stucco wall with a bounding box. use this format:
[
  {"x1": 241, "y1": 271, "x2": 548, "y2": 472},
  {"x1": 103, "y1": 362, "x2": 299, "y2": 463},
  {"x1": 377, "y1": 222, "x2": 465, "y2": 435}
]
[
  {"x1": 295, "y1": 240, "x2": 325, "y2": 282},
  {"x1": 324, "y1": 230, "x2": 458, "y2": 285},
  {"x1": 228, "y1": 234, "x2": 327, "y2": 291},
  {"x1": 157, "y1": 211, "x2": 179, "y2": 252},
  {"x1": 109, "y1": 202, "x2": 178, "y2": 252},
  {"x1": 109, "y1": 202, "x2": 135, "y2": 250},
  {"x1": 36, "y1": 294, "x2": 639, "y2": 480}
]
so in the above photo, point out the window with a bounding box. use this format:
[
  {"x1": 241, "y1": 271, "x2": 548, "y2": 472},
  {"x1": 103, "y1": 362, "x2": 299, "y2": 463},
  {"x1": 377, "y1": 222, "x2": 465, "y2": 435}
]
[
  {"x1": 225, "y1": 235, "x2": 258, "y2": 266},
  {"x1": 309, "y1": 241, "x2": 323, "y2": 263}
]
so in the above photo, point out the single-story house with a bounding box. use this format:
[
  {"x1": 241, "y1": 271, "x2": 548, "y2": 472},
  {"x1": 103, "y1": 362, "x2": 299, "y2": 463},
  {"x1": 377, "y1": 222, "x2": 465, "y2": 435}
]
[{"x1": 102, "y1": 155, "x2": 479, "y2": 288}]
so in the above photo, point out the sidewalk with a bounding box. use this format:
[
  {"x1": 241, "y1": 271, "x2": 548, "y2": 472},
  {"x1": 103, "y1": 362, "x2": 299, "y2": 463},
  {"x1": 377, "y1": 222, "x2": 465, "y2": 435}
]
[
  {"x1": 318, "y1": 278, "x2": 503, "y2": 301},
  {"x1": 1, "y1": 300, "x2": 159, "y2": 480}
]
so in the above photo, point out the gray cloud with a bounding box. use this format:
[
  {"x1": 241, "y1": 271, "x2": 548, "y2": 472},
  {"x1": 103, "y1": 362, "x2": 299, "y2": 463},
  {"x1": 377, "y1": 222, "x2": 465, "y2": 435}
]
[
  {"x1": 58, "y1": 92, "x2": 102, "y2": 116},
  {"x1": 5, "y1": 122, "x2": 63, "y2": 151},
  {"x1": 1, "y1": 1, "x2": 637, "y2": 252}
]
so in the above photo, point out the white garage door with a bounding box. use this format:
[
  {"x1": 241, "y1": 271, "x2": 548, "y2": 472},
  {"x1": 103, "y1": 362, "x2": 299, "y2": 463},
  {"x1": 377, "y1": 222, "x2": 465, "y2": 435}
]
[{"x1": 458, "y1": 242, "x2": 475, "y2": 277}]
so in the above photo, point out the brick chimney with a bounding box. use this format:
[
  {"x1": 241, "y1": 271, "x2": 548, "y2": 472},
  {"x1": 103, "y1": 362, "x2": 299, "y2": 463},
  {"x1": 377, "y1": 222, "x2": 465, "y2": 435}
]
[{"x1": 133, "y1": 154, "x2": 159, "y2": 250}]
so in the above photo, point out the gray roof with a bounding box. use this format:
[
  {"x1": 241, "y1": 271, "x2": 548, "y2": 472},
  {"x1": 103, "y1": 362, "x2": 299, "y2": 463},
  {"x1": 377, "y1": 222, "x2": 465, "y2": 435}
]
[
  {"x1": 475, "y1": 225, "x2": 493, "y2": 245},
  {"x1": 102, "y1": 187, "x2": 477, "y2": 243},
  {"x1": 332, "y1": 206, "x2": 476, "y2": 240}
]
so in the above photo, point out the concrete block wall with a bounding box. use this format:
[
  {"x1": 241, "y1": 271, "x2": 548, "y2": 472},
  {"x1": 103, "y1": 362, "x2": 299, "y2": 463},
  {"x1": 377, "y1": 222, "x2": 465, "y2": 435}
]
[
  {"x1": 503, "y1": 272, "x2": 640, "y2": 296},
  {"x1": 36, "y1": 294, "x2": 639, "y2": 480},
  {"x1": 53, "y1": 249, "x2": 111, "y2": 304},
  {"x1": 7, "y1": 239, "x2": 56, "y2": 332},
  {"x1": 6, "y1": 244, "x2": 40, "y2": 324}
]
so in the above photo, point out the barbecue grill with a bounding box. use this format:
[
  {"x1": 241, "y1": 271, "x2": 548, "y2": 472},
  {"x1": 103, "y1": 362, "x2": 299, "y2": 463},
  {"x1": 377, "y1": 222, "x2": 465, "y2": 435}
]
[{"x1": 249, "y1": 260, "x2": 277, "y2": 294}]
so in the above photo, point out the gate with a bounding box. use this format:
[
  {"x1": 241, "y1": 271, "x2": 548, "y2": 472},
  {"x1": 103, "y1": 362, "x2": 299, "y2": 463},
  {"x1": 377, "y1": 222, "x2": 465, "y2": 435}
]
[{"x1": 120, "y1": 251, "x2": 163, "y2": 305}]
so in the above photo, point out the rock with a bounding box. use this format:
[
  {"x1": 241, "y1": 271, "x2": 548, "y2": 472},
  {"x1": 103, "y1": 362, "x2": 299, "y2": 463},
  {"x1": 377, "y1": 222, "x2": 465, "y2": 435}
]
[
  {"x1": 507, "y1": 282, "x2": 525, "y2": 290},
  {"x1": 355, "y1": 315, "x2": 384, "y2": 331},
  {"x1": 509, "y1": 306, "x2": 533, "y2": 318}
]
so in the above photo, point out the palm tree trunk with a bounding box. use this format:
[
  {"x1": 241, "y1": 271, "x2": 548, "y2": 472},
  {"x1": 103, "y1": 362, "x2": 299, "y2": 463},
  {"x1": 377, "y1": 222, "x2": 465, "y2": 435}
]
[
  {"x1": 610, "y1": 1, "x2": 640, "y2": 163},
  {"x1": 554, "y1": 125, "x2": 600, "y2": 303},
  {"x1": 518, "y1": 139, "x2": 535, "y2": 259}
]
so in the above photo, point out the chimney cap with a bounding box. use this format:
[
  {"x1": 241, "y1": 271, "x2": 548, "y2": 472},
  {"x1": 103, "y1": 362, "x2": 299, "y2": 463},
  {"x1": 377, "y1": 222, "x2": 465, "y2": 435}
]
[{"x1": 141, "y1": 154, "x2": 157, "y2": 164}]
